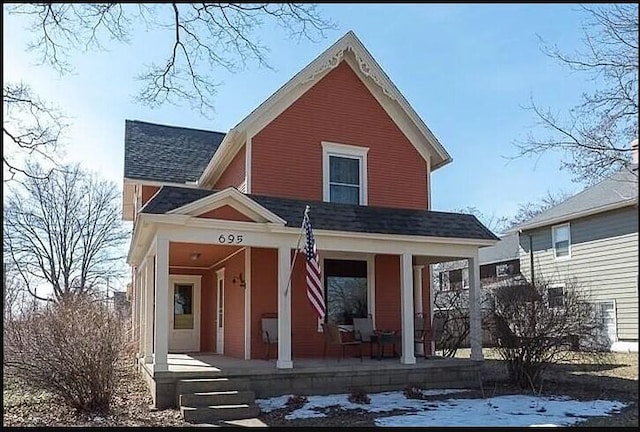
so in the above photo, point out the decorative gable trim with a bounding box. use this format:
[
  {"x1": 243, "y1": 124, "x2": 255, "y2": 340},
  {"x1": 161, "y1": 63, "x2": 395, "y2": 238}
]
[
  {"x1": 198, "y1": 31, "x2": 452, "y2": 188},
  {"x1": 167, "y1": 187, "x2": 286, "y2": 225}
]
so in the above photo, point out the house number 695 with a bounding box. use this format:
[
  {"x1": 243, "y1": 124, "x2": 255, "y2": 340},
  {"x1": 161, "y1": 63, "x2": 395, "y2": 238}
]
[{"x1": 218, "y1": 234, "x2": 243, "y2": 244}]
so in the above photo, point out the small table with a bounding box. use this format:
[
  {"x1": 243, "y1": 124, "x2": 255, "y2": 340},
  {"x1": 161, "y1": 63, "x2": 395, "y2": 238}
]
[{"x1": 370, "y1": 330, "x2": 400, "y2": 360}]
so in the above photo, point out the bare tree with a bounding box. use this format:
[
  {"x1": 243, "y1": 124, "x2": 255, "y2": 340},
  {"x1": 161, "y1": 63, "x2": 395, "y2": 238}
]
[
  {"x1": 3, "y1": 162, "x2": 129, "y2": 303},
  {"x1": 486, "y1": 277, "x2": 609, "y2": 389},
  {"x1": 7, "y1": 3, "x2": 335, "y2": 116},
  {"x1": 507, "y1": 189, "x2": 573, "y2": 228},
  {"x1": 514, "y1": 4, "x2": 638, "y2": 185},
  {"x1": 3, "y1": 82, "x2": 66, "y2": 181}
]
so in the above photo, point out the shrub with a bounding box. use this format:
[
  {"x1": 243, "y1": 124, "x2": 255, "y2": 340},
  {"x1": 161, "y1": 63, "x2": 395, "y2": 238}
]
[
  {"x1": 403, "y1": 384, "x2": 426, "y2": 400},
  {"x1": 3, "y1": 294, "x2": 126, "y2": 413},
  {"x1": 285, "y1": 394, "x2": 308, "y2": 409},
  {"x1": 348, "y1": 388, "x2": 370, "y2": 404},
  {"x1": 486, "y1": 277, "x2": 609, "y2": 389}
]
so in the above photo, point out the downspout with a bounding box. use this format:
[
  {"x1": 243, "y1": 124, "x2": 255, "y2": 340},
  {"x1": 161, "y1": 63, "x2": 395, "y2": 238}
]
[{"x1": 528, "y1": 233, "x2": 534, "y2": 284}]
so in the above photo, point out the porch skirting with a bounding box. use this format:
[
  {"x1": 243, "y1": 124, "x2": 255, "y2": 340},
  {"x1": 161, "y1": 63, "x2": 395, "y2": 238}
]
[{"x1": 137, "y1": 355, "x2": 482, "y2": 409}]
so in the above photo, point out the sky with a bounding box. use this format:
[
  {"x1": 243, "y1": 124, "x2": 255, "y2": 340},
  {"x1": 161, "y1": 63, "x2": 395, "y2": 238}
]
[
  {"x1": 255, "y1": 388, "x2": 626, "y2": 427},
  {"x1": 3, "y1": 3, "x2": 599, "y2": 221}
]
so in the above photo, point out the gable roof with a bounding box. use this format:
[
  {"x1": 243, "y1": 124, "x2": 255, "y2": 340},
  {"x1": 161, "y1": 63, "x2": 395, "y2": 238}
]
[
  {"x1": 198, "y1": 30, "x2": 452, "y2": 187},
  {"x1": 141, "y1": 186, "x2": 499, "y2": 241},
  {"x1": 124, "y1": 119, "x2": 225, "y2": 183},
  {"x1": 478, "y1": 232, "x2": 520, "y2": 265},
  {"x1": 510, "y1": 167, "x2": 638, "y2": 232}
]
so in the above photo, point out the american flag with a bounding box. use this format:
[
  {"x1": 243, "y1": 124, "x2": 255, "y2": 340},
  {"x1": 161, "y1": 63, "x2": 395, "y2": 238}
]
[{"x1": 303, "y1": 208, "x2": 325, "y2": 320}]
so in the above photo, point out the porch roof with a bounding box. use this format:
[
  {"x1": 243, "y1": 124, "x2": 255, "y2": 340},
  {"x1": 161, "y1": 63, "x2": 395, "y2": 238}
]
[{"x1": 141, "y1": 186, "x2": 499, "y2": 241}]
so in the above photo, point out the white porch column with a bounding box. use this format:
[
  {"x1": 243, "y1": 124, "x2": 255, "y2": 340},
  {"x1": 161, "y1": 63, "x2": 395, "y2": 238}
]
[
  {"x1": 277, "y1": 247, "x2": 293, "y2": 369},
  {"x1": 134, "y1": 267, "x2": 142, "y2": 357},
  {"x1": 400, "y1": 253, "x2": 416, "y2": 364},
  {"x1": 413, "y1": 265, "x2": 424, "y2": 356},
  {"x1": 468, "y1": 255, "x2": 484, "y2": 361},
  {"x1": 144, "y1": 258, "x2": 154, "y2": 363},
  {"x1": 154, "y1": 238, "x2": 169, "y2": 371}
]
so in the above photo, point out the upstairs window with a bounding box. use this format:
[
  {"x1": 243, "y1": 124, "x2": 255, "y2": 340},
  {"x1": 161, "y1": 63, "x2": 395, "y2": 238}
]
[
  {"x1": 552, "y1": 223, "x2": 571, "y2": 259},
  {"x1": 322, "y1": 142, "x2": 368, "y2": 205}
]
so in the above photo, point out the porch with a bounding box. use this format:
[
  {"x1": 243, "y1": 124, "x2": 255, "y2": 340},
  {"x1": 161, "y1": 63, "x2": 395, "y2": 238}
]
[{"x1": 138, "y1": 353, "x2": 482, "y2": 409}]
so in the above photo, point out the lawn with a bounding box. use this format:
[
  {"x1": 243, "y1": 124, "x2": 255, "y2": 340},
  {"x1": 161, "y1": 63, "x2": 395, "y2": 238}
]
[{"x1": 3, "y1": 350, "x2": 637, "y2": 427}]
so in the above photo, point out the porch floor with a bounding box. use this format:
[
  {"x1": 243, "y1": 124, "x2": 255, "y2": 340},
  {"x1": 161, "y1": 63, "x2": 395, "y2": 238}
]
[{"x1": 146, "y1": 352, "x2": 476, "y2": 377}]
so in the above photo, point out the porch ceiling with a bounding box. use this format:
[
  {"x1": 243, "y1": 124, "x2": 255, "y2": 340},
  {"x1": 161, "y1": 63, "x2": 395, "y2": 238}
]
[{"x1": 169, "y1": 242, "x2": 240, "y2": 268}]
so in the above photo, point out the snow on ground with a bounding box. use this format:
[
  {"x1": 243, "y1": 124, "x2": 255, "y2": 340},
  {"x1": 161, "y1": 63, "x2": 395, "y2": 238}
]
[{"x1": 256, "y1": 389, "x2": 627, "y2": 427}]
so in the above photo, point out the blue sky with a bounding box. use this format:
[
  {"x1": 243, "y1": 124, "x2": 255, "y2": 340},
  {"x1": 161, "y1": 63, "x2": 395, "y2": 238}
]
[{"x1": 3, "y1": 4, "x2": 595, "y2": 221}]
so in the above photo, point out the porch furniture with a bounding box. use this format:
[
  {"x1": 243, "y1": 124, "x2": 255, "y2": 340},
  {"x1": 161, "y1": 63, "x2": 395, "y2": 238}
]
[
  {"x1": 415, "y1": 312, "x2": 446, "y2": 357},
  {"x1": 261, "y1": 313, "x2": 278, "y2": 360},
  {"x1": 370, "y1": 330, "x2": 400, "y2": 360},
  {"x1": 353, "y1": 316, "x2": 375, "y2": 358},
  {"x1": 322, "y1": 322, "x2": 363, "y2": 361}
]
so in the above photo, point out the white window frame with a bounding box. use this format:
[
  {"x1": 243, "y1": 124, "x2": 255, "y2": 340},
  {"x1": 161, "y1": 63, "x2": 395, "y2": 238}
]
[
  {"x1": 317, "y1": 252, "x2": 375, "y2": 332},
  {"x1": 551, "y1": 223, "x2": 571, "y2": 260},
  {"x1": 322, "y1": 141, "x2": 369, "y2": 205},
  {"x1": 496, "y1": 263, "x2": 511, "y2": 278}
]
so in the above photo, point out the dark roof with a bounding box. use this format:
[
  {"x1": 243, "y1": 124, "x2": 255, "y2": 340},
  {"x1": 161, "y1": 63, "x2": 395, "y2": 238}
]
[
  {"x1": 478, "y1": 232, "x2": 520, "y2": 265},
  {"x1": 512, "y1": 166, "x2": 638, "y2": 231},
  {"x1": 124, "y1": 120, "x2": 226, "y2": 184},
  {"x1": 141, "y1": 186, "x2": 499, "y2": 240}
]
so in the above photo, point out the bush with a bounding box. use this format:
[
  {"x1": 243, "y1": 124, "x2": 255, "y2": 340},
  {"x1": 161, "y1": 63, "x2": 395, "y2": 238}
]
[
  {"x1": 285, "y1": 394, "x2": 308, "y2": 409},
  {"x1": 403, "y1": 384, "x2": 426, "y2": 400},
  {"x1": 486, "y1": 278, "x2": 609, "y2": 389},
  {"x1": 3, "y1": 294, "x2": 126, "y2": 413},
  {"x1": 348, "y1": 388, "x2": 370, "y2": 404}
]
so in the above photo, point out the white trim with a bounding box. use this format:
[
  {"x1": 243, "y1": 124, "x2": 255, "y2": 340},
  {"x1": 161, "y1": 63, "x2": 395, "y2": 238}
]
[
  {"x1": 197, "y1": 31, "x2": 451, "y2": 188},
  {"x1": 245, "y1": 134, "x2": 252, "y2": 194},
  {"x1": 167, "y1": 187, "x2": 286, "y2": 225},
  {"x1": 551, "y1": 223, "x2": 571, "y2": 260},
  {"x1": 215, "y1": 269, "x2": 225, "y2": 354},
  {"x1": 244, "y1": 247, "x2": 252, "y2": 360},
  {"x1": 322, "y1": 141, "x2": 369, "y2": 205},
  {"x1": 277, "y1": 247, "x2": 293, "y2": 368},
  {"x1": 211, "y1": 247, "x2": 246, "y2": 270},
  {"x1": 593, "y1": 299, "x2": 618, "y2": 344}
]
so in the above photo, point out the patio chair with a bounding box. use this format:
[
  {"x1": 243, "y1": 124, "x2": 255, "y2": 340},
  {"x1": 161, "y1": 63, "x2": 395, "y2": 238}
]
[
  {"x1": 415, "y1": 312, "x2": 446, "y2": 357},
  {"x1": 322, "y1": 322, "x2": 363, "y2": 361},
  {"x1": 353, "y1": 315, "x2": 375, "y2": 358},
  {"x1": 261, "y1": 313, "x2": 278, "y2": 360}
]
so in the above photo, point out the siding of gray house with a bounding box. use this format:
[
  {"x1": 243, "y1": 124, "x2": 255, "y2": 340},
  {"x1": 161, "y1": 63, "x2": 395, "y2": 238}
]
[{"x1": 518, "y1": 206, "x2": 638, "y2": 342}]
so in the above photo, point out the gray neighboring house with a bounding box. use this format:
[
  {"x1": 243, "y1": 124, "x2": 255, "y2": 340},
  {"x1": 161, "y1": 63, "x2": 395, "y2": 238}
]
[{"x1": 509, "y1": 163, "x2": 638, "y2": 353}]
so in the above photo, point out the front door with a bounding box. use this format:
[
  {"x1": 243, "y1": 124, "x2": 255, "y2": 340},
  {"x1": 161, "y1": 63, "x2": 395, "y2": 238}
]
[
  {"x1": 169, "y1": 275, "x2": 201, "y2": 352},
  {"x1": 216, "y1": 269, "x2": 225, "y2": 354}
]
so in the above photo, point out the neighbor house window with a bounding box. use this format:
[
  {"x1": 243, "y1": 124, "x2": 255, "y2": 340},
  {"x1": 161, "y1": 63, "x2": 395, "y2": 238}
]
[
  {"x1": 324, "y1": 259, "x2": 368, "y2": 325},
  {"x1": 552, "y1": 223, "x2": 571, "y2": 259},
  {"x1": 322, "y1": 142, "x2": 368, "y2": 205},
  {"x1": 496, "y1": 263, "x2": 512, "y2": 278},
  {"x1": 547, "y1": 286, "x2": 564, "y2": 308}
]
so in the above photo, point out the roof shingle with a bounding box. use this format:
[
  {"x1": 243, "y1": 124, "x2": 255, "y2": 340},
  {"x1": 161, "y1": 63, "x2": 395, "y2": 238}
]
[
  {"x1": 124, "y1": 120, "x2": 225, "y2": 184},
  {"x1": 141, "y1": 186, "x2": 499, "y2": 241}
]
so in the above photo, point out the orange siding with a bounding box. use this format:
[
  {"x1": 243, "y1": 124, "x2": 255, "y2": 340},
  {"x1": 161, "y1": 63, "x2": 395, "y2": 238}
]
[
  {"x1": 251, "y1": 61, "x2": 428, "y2": 210},
  {"x1": 141, "y1": 185, "x2": 160, "y2": 206},
  {"x1": 250, "y1": 248, "x2": 279, "y2": 358},
  {"x1": 214, "y1": 145, "x2": 246, "y2": 190},
  {"x1": 375, "y1": 255, "x2": 401, "y2": 333},
  {"x1": 211, "y1": 250, "x2": 246, "y2": 358},
  {"x1": 199, "y1": 205, "x2": 255, "y2": 222}
]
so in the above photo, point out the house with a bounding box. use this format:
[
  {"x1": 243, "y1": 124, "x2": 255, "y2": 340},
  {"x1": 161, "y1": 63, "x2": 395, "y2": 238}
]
[
  {"x1": 122, "y1": 31, "x2": 498, "y2": 410},
  {"x1": 434, "y1": 232, "x2": 523, "y2": 295},
  {"x1": 509, "y1": 150, "x2": 638, "y2": 353}
]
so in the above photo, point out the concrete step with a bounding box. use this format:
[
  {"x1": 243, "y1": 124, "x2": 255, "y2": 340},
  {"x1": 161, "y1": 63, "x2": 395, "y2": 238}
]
[
  {"x1": 181, "y1": 403, "x2": 261, "y2": 423},
  {"x1": 176, "y1": 377, "x2": 250, "y2": 394},
  {"x1": 180, "y1": 390, "x2": 256, "y2": 407}
]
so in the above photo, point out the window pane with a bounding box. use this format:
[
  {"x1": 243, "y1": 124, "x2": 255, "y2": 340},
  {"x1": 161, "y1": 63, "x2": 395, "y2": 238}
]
[
  {"x1": 329, "y1": 156, "x2": 360, "y2": 185},
  {"x1": 554, "y1": 226, "x2": 569, "y2": 243},
  {"x1": 324, "y1": 259, "x2": 367, "y2": 325},
  {"x1": 174, "y1": 284, "x2": 194, "y2": 329},
  {"x1": 548, "y1": 287, "x2": 564, "y2": 308},
  {"x1": 555, "y1": 240, "x2": 570, "y2": 257},
  {"x1": 330, "y1": 184, "x2": 360, "y2": 204}
]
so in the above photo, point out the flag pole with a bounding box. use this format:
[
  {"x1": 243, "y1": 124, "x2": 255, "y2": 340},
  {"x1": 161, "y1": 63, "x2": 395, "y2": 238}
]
[{"x1": 284, "y1": 205, "x2": 309, "y2": 297}]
